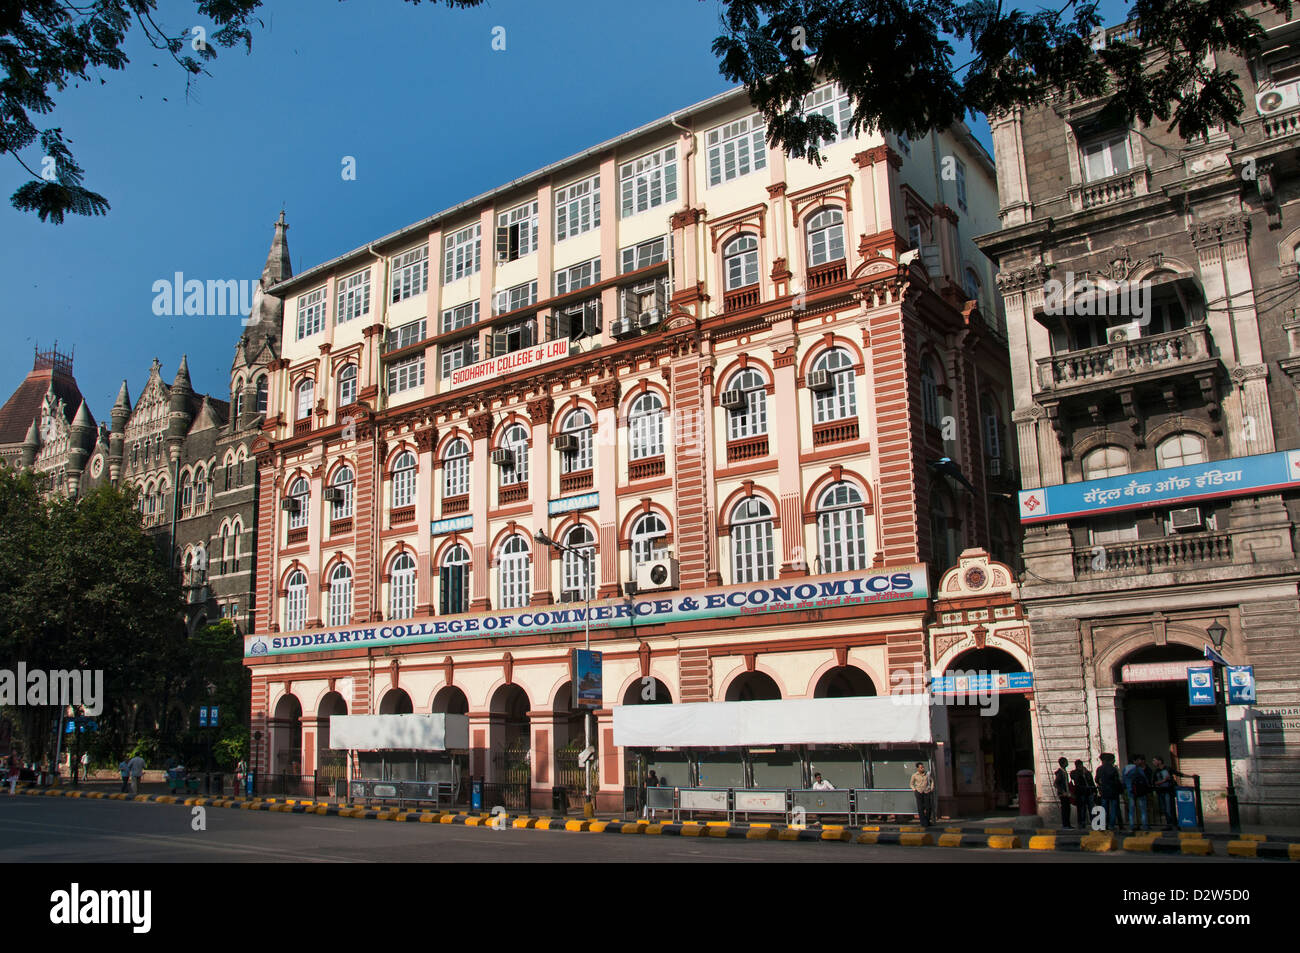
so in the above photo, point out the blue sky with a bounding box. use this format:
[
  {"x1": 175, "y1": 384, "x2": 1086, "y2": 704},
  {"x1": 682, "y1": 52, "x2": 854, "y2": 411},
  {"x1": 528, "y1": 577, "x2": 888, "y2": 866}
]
[{"x1": 0, "y1": 0, "x2": 1124, "y2": 422}]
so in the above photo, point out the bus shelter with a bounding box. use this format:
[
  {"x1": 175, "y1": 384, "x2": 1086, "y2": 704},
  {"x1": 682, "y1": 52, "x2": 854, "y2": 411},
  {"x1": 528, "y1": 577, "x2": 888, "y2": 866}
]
[{"x1": 330, "y1": 713, "x2": 470, "y2": 808}]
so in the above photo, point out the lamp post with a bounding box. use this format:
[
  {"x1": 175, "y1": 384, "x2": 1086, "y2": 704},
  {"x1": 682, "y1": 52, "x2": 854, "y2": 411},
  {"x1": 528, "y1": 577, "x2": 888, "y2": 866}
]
[
  {"x1": 1205, "y1": 619, "x2": 1240, "y2": 833},
  {"x1": 535, "y1": 529, "x2": 595, "y2": 816}
]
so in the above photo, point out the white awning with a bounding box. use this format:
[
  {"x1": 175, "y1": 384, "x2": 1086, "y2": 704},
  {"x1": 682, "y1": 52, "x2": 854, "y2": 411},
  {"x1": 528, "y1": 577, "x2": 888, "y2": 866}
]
[
  {"x1": 612, "y1": 696, "x2": 935, "y2": 748},
  {"x1": 329, "y1": 713, "x2": 469, "y2": 751}
]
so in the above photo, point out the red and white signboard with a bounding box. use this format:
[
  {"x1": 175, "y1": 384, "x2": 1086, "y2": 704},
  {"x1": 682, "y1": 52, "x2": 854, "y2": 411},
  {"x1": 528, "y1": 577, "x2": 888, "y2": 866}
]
[
  {"x1": 449, "y1": 339, "x2": 569, "y2": 388},
  {"x1": 1121, "y1": 660, "x2": 1201, "y2": 683}
]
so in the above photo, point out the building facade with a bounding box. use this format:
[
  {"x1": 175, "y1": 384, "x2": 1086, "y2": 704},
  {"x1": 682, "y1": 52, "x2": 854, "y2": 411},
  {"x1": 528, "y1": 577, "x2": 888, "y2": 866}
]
[
  {"x1": 244, "y1": 83, "x2": 1025, "y2": 810},
  {"x1": 0, "y1": 347, "x2": 104, "y2": 495},
  {"x1": 978, "y1": 11, "x2": 1300, "y2": 822}
]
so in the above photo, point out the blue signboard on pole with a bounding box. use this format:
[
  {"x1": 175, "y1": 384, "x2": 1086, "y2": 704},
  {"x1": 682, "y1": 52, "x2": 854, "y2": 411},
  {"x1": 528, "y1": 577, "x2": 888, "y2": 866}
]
[
  {"x1": 199, "y1": 706, "x2": 209, "y2": 727},
  {"x1": 572, "y1": 649, "x2": 603, "y2": 708},
  {"x1": 1227, "y1": 666, "x2": 1256, "y2": 705},
  {"x1": 1175, "y1": 786, "x2": 1198, "y2": 829},
  {"x1": 1187, "y1": 666, "x2": 1216, "y2": 706},
  {"x1": 210, "y1": 705, "x2": 219, "y2": 726}
]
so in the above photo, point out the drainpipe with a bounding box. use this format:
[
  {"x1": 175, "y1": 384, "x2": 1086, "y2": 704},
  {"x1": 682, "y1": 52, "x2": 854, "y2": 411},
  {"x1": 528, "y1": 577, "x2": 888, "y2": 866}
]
[{"x1": 366, "y1": 243, "x2": 390, "y2": 627}]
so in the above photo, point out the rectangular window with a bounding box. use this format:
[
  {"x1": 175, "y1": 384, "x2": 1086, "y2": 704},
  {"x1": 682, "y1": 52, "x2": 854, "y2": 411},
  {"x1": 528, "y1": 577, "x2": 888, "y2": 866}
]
[
  {"x1": 439, "y1": 565, "x2": 468, "y2": 615},
  {"x1": 443, "y1": 223, "x2": 481, "y2": 284},
  {"x1": 1081, "y1": 133, "x2": 1132, "y2": 182},
  {"x1": 387, "y1": 355, "x2": 425, "y2": 395},
  {"x1": 955, "y1": 158, "x2": 968, "y2": 210},
  {"x1": 295, "y1": 287, "x2": 327, "y2": 340},
  {"x1": 620, "y1": 146, "x2": 678, "y2": 218},
  {"x1": 548, "y1": 298, "x2": 601, "y2": 341},
  {"x1": 555, "y1": 174, "x2": 600, "y2": 241},
  {"x1": 390, "y1": 245, "x2": 429, "y2": 304},
  {"x1": 554, "y1": 257, "x2": 601, "y2": 296},
  {"x1": 440, "y1": 338, "x2": 479, "y2": 379},
  {"x1": 802, "y1": 84, "x2": 853, "y2": 145},
  {"x1": 495, "y1": 200, "x2": 538, "y2": 262},
  {"x1": 896, "y1": 130, "x2": 911, "y2": 156},
  {"x1": 441, "y1": 300, "x2": 480, "y2": 334},
  {"x1": 385, "y1": 317, "x2": 426, "y2": 352},
  {"x1": 620, "y1": 278, "x2": 667, "y2": 320},
  {"x1": 489, "y1": 319, "x2": 537, "y2": 357},
  {"x1": 495, "y1": 280, "x2": 538, "y2": 316},
  {"x1": 336, "y1": 268, "x2": 371, "y2": 323},
  {"x1": 620, "y1": 236, "x2": 668, "y2": 274},
  {"x1": 706, "y1": 114, "x2": 768, "y2": 187}
]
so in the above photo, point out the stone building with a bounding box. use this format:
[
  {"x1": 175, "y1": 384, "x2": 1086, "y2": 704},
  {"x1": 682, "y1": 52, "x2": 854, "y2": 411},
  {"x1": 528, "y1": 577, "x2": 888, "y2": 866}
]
[
  {"x1": 242, "y1": 81, "x2": 1026, "y2": 812},
  {"x1": 977, "y1": 11, "x2": 1300, "y2": 822}
]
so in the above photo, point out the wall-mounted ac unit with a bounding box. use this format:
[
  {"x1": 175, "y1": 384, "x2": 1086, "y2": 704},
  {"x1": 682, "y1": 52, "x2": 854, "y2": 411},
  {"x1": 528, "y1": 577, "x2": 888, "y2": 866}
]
[
  {"x1": 1108, "y1": 320, "x2": 1144, "y2": 343},
  {"x1": 1257, "y1": 81, "x2": 1300, "y2": 115},
  {"x1": 280, "y1": 498, "x2": 300, "y2": 513},
  {"x1": 610, "y1": 317, "x2": 637, "y2": 339},
  {"x1": 490, "y1": 448, "x2": 514, "y2": 467},
  {"x1": 719, "y1": 389, "x2": 747, "y2": 410},
  {"x1": 1170, "y1": 507, "x2": 1203, "y2": 532},
  {"x1": 553, "y1": 433, "x2": 579, "y2": 453},
  {"x1": 638, "y1": 309, "x2": 663, "y2": 330},
  {"x1": 322, "y1": 487, "x2": 343, "y2": 503},
  {"x1": 807, "y1": 369, "x2": 835, "y2": 392},
  {"x1": 635, "y1": 555, "x2": 680, "y2": 593}
]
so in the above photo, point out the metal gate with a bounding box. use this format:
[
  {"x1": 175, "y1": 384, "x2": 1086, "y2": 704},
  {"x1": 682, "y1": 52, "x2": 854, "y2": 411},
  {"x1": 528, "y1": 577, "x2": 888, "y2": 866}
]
[
  {"x1": 488, "y1": 742, "x2": 532, "y2": 811},
  {"x1": 554, "y1": 740, "x2": 587, "y2": 804}
]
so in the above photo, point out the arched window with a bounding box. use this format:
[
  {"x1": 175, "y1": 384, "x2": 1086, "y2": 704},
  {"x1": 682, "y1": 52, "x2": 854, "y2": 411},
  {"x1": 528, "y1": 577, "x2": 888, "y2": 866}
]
[
  {"x1": 284, "y1": 570, "x2": 308, "y2": 632},
  {"x1": 725, "y1": 368, "x2": 768, "y2": 440},
  {"x1": 194, "y1": 465, "x2": 207, "y2": 510},
  {"x1": 560, "y1": 409, "x2": 593, "y2": 474},
  {"x1": 724, "y1": 234, "x2": 760, "y2": 290},
  {"x1": 219, "y1": 525, "x2": 230, "y2": 573},
  {"x1": 389, "y1": 552, "x2": 416, "y2": 620},
  {"x1": 331, "y1": 465, "x2": 355, "y2": 520},
  {"x1": 731, "y1": 497, "x2": 775, "y2": 583},
  {"x1": 1156, "y1": 432, "x2": 1207, "y2": 469},
  {"x1": 337, "y1": 364, "x2": 357, "y2": 409},
  {"x1": 295, "y1": 379, "x2": 314, "y2": 421},
  {"x1": 631, "y1": 513, "x2": 667, "y2": 569},
  {"x1": 439, "y1": 543, "x2": 471, "y2": 614},
  {"x1": 628, "y1": 392, "x2": 664, "y2": 460},
  {"x1": 920, "y1": 357, "x2": 941, "y2": 428},
  {"x1": 233, "y1": 378, "x2": 244, "y2": 419},
  {"x1": 561, "y1": 525, "x2": 596, "y2": 601},
  {"x1": 222, "y1": 452, "x2": 235, "y2": 491},
  {"x1": 391, "y1": 450, "x2": 417, "y2": 508},
  {"x1": 805, "y1": 207, "x2": 845, "y2": 267},
  {"x1": 812, "y1": 348, "x2": 857, "y2": 422},
  {"x1": 443, "y1": 438, "x2": 470, "y2": 499},
  {"x1": 498, "y1": 535, "x2": 531, "y2": 609},
  {"x1": 255, "y1": 376, "x2": 268, "y2": 414},
  {"x1": 230, "y1": 519, "x2": 242, "y2": 572},
  {"x1": 180, "y1": 471, "x2": 193, "y2": 513},
  {"x1": 1082, "y1": 445, "x2": 1130, "y2": 480},
  {"x1": 499, "y1": 424, "x2": 529, "y2": 486},
  {"x1": 817, "y1": 483, "x2": 868, "y2": 573},
  {"x1": 328, "y1": 563, "x2": 353, "y2": 628},
  {"x1": 287, "y1": 477, "x2": 310, "y2": 530}
]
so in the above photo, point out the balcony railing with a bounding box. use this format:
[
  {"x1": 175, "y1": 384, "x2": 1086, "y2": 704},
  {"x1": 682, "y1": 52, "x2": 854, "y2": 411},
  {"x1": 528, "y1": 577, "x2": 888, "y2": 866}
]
[
  {"x1": 286, "y1": 527, "x2": 308, "y2": 546},
  {"x1": 330, "y1": 517, "x2": 353, "y2": 537},
  {"x1": 442, "y1": 494, "x2": 469, "y2": 516},
  {"x1": 806, "y1": 260, "x2": 847, "y2": 291},
  {"x1": 1068, "y1": 168, "x2": 1149, "y2": 211},
  {"x1": 559, "y1": 470, "x2": 594, "y2": 494},
  {"x1": 1262, "y1": 108, "x2": 1300, "y2": 140},
  {"x1": 294, "y1": 418, "x2": 312, "y2": 437},
  {"x1": 1036, "y1": 325, "x2": 1212, "y2": 393},
  {"x1": 812, "y1": 418, "x2": 860, "y2": 446},
  {"x1": 726, "y1": 435, "x2": 769, "y2": 462},
  {"x1": 1073, "y1": 531, "x2": 1232, "y2": 576},
  {"x1": 390, "y1": 505, "x2": 415, "y2": 526},
  {"x1": 724, "y1": 286, "x2": 760, "y2": 313},
  {"x1": 628, "y1": 456, "x2": 665, "y2": 481},
  {"x1": 499, "y1": 483, "x2": 528, "y2": 506}
]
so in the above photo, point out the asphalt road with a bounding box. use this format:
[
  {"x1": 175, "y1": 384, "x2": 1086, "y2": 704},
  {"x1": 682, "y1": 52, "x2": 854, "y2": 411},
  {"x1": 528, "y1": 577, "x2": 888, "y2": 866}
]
[{"x1": 0, "y1": 795, "x2": 1259, "y2": 863}]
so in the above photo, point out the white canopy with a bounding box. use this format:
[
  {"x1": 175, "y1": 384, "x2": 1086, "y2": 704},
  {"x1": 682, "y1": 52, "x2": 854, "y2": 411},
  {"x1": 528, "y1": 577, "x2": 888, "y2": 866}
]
[
  {"x1": 329, "y1": 713, "x2": 469, "y2": 751},
  {"x1": 612, "y1": 696, "x2": 936, "y2": 748}
]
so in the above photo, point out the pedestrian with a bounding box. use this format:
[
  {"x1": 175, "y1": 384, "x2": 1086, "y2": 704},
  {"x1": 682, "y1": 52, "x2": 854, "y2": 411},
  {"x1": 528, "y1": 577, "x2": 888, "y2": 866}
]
[
  {"x1": 812, "y1": 772, "x2": 833, "y2": 791},
  {"x1": 79, "y1": 752, "x2": 89, "y2": 783},
  {"x1": 1123, "y1": 754, "x2": 1150, "y2": 831},
  {"x1": 1152, "y1": 757, "x2": 1176, "y2": 828},
  {"x1": 1095, "y1": 753, "x2": 1122, "y2": 830},
  {"x1": 642, "y1": 770, "x2": 659, "y2": 819},
  {"x1": 1053, "y1": 757, "x2": 1072, "y2": 829},
  {"x1": 6, "y1": 754, "x2": 18, "y2": 795},
  {"x1": 235, "y1": 758, "x2": 247, "y2": 797},
  {"x1": 910, "y1": 762, "x2": 934, "y2": 827},
  {"x1": 1070, "y1": 758, "x2": 1095, "y2": 830},
  {"x1": 118, "y1": 758, "x2": 129, "y2": 793},
  {"x1": 126, "y1": 753, "x2": 145, "y2": 795}
]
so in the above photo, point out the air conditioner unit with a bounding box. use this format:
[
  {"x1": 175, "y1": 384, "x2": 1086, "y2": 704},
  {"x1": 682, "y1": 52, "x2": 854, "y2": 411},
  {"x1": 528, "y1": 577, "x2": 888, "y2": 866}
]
[
  {"x1": 638, "y1": 309, "x2": 663, "y2": 330},
  {"x1": 1170, "y1": 507, "x2": 1203, "y2": 532},
  {"x1": 610, "y1": 317, "x2": 637, "y2": 339},
  {"x1": 553, "y1": 433, "x2": 579, "y2": 453},
  {"x1": 491, "y1": 448, "x2": 514, "y2": 467},
  {"x1": 322, "y1": 487, "x2": 343, "y2": 503},
  {"x1": 1107, "y1": 320, "x2": 1144, "y2": 343},
  {"x1": 807, "y1": 369, "x2": 835, "y2": 392},
  {"x1": 1257, "y1": 81, "x2": 1300, "y2": 115},
  {"x1": 719, "y1": 389, "x2": 747, "y2": 410},
  {"x1": 559, "y1": 590, "x2": 581, "y2": 604},
  {"x1": 988, "y1": 457, "x2": 1002, "y2": 477},
  {"x1": 280, "y1": 498, "x2": 300, "y2": 513},
  {"x1": 636, "y1": 555, "x2": 680, "y2": 593}
]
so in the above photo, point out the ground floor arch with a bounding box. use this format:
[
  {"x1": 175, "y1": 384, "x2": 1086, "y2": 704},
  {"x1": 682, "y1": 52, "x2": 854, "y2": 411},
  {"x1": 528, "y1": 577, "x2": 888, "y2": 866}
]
[
  {"x1": 813, "y1": 665, "x2": 877, "y2": 698},
  {"x1": 942, "y1": 647, "x2": 1032, "y2": 815},
  {"x1": 271, "y1": 694, "x2": 303, "y2": 776}
]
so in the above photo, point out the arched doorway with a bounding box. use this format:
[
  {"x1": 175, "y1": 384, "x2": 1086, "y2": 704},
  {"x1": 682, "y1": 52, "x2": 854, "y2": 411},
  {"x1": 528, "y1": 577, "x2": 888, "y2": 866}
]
[
  {"x1": 316, "y1": 692, "x2": 347, "y2": 791},
  {"x1": 725, "y1": 671, "x2": 780, "y2": 702},
  {"x1": 271, "y1": 694, "x2": 303, "y2": 777},
  {"x1": 378, "y1": 689, "x2": 414, "y2": 714},
  {"x1": 943, "y1": 648, "x2": 1032, "y2": 813},
  {"x1": 810, "y1": 666, "x2": 876, "y2": 788},
  {"x1": 488, "y1": 684, "x2": 531, "y2": 809},
  {"x1": 813, "y1": 665, "x2": 877, "y2": 697},
  {"x1": 552, "y1": 682, "x2": 587, "y2": 805},
  {"x1": 620, "y1": 678, "x2": 676, "y2": 799},
  {"x1": 432, "y1": 686, "x2": 469, "y2": 715}
]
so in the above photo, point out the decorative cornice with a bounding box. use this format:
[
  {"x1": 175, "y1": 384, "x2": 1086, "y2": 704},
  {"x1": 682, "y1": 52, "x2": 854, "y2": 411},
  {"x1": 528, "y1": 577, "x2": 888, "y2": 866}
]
[
  {"x1": 853, "y1": 145, "x2": 902, "y2": 170},
  {"x1": 1190, "y1": 213, "x2": 1250, "y2": 250},
  {"x1": 593, "y1": 378, "x2": 620, "y2": 410},
  {"x1": 469, "y1": 412, "x2": 493, "y2": 441},
  {"x1": 995, "y1": 263, "x2": 1052, "y2": 294},
  {"x1": 933, "y1": 202, "x2": 960, "y2": 225},
  {"x1": 527, "y1": 395, "x2": 554, "y2": 425},
  {"x1": 670, "y1": 207, "x2": 703, "y2": 229}
]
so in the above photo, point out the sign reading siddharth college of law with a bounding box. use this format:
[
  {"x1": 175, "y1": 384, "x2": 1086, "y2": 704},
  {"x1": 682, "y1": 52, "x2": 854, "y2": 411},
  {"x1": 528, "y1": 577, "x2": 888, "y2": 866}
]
[
  {"x1": 244, "y1": 567, "x2": 929, "y2": 658},
  {"x1": 449, "y1": 339, "x2": 569, "y2": 388},
  {"x1": 1018, "y1": 450, "x2": 1300, "y2": 524}
]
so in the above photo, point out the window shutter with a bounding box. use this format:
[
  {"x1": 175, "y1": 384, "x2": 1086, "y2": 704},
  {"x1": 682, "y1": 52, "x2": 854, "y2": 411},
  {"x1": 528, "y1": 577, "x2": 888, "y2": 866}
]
[
  {"x1": 654, "y1": 279, "x2": 666, "y2": 313},
  {"x1": 524, "y1": 320, "x2": 537, "y2": 348},
  {"x1": 495, "y1": 226, "x2": 510, "y2": 261},
  {"x1": 545, "y1": 312, "x2": 558, "y2": 341},
  {"x1": 583, "y1": 300, "x2": 600, "y2": 337},
  {"x1": 491, "y1": 331, "x2": 505, "y2": 357},
  {"x1": 439, "y1": 567, "x2": 450, "y2": 615}
]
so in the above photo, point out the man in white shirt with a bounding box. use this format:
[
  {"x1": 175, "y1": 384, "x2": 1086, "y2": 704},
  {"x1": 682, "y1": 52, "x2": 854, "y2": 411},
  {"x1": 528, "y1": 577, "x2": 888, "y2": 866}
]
[
  {"x1": 126, "y1": 755, "x2": 145, "y2": 794},
  {"x1": 811, "y1": 773, "x2": 833, "y2": 791}
]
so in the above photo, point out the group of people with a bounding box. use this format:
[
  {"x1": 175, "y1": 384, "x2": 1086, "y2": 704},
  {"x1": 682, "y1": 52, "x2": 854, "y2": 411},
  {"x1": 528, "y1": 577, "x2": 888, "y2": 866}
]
[
  {"x1": 1053, "y1": 752, "x2": 1181, "y2": 831},
  {"x1": 117, "y1": 755, "x2": 146, "y2": 794}
]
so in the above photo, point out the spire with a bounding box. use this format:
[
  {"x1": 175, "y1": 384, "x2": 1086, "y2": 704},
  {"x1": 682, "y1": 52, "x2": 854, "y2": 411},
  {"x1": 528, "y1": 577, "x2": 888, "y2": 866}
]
[
  {"x1": 241, "y1": 211, "x2": 292, "y2": 346},
  {"x1": 20, "y1": 419, "x2": 39, "y2": 468},
  {"x1": 113, "y1": 379, "x2": 131, "y2": 411},
  {"x1": 262, "y1": 210, "x2": 292, "y2": 287},
  {"x1": 172, "y1": 354, "x2": 192, "y2": 392},
  {"x1": 72, "y1": 399, "x2": 94, "y2": 429}
]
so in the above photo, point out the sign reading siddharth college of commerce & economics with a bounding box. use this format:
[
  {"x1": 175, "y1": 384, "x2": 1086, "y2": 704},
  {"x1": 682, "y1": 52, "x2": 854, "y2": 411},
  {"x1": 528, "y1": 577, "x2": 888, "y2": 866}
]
[
  {"x1": 449, "y1": 339, "x2": 569, "y2": 388},
  {"x1": 1018, "y1": 450, "x2": 1300, "y2": 524},
  {"x1": 244, "y1": 567, "x2": 929, "y2": 658}
]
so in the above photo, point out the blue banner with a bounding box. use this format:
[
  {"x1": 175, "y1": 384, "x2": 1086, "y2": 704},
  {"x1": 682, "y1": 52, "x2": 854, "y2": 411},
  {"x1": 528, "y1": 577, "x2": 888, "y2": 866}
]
[
  {"x1": 930, "y1": 671, "x2": 1034, "y2": 694},
  {"x1": 1227, "y1": 666, "x2": 1256, "y2": 705},
  {"x1": 1175, "y1": 786, "x2": 1198, "y2": 829},
  {"x1": 1019, "y1": 450, "x2": 1300, "y2": 524},
  {"x1": 572, "y1": 649, "x2": 603, "y2": 708},
  {"x1": 199, "y1": 706, "x2": 209, "y2": 727},
  {"x1": 1187, "y1": 666, "x2": 1216, "y2": 706}
]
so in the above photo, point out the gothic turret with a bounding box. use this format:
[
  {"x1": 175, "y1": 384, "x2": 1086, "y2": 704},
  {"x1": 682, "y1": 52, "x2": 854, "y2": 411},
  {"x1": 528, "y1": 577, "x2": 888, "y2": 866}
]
[
  {"x1": 166, "y1": 355, "x2": 194, "y2": 462},
  {"x1": 65, "y1": 399, "x2": 95, "y2": 494},
  {"x1": 233, "y1": 211, "x2": 291, "y2": 431},
  {"x1": 107, "y1": 379, "x2": 131, "y2": 482},
  {"x1": 20, "y1": 418, "x2": 40, "y2": 468}
]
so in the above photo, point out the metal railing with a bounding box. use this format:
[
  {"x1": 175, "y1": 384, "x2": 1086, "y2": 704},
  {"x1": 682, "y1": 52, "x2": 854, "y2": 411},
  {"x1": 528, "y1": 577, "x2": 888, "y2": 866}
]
[{"x1": 642, "y1": 786, "x2": 920, "y2": 825}]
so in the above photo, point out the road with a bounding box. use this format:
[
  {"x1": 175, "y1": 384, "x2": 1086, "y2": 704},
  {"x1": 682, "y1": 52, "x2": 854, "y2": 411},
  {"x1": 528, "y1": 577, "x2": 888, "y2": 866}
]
[{"x1": 0, "y1": 795, "x2": 1258, "y2": 863}]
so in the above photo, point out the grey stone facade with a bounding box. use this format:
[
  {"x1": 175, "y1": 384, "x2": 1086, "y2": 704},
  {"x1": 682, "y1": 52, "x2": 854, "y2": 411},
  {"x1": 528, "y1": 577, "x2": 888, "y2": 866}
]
[{"x1": 977, "y1": 12, "x2": 1300, "y2": 823}]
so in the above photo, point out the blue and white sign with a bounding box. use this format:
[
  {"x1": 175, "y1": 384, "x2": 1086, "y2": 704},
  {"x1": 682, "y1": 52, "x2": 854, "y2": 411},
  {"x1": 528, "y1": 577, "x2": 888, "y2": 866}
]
[
  {"x1": 430, "y1": 515, "x2": 472, "y2": 536},
  {"x1": 1187, "y1": 666, "x2": 1216, "y2": 706},
  {"x1": 199, "y1": 706, "x2": 209, "y2": 727},
  {"x1": 210, "y1": 705, "x2": 220, "y2": 726},
  {"x1": 246, "y1": 566, "x2": 930, "y2": 658},
  {"x1": 548, "y1": 492, "x2": 599, "y2": 516},
  {"x1": 1175, "y1": 786, "x2": 1198, "y2": 829},
  {"x1": 1227, "y1": 666, "x2": 1256, "y2": 705},
  {"x1": 930, "y1": 671, "x2": 1034, "y2": 694},
  {"x1": 1019, "y1": 450, "x2": 1300, "y2": 524}
]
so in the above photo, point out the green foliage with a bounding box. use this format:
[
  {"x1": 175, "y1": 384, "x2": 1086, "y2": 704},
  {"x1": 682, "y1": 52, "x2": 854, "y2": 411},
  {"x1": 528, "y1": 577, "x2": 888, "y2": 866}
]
[{"x1": 214, "y1": 724, "x2": 249, "y2": 770}]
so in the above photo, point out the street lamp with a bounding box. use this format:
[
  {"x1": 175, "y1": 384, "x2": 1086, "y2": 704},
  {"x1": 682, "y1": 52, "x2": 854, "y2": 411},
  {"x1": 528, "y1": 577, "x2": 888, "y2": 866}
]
[
  {"x1": 535, "y1": 529, "x2": 596, "y2": 816},
  {"x1": 1205, "y1": 619, "x2": 1240, "y2": 832}
]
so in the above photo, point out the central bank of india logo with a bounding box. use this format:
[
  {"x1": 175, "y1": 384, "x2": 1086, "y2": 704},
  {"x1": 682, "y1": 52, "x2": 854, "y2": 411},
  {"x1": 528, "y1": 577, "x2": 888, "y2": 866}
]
[{"x1": 249, "y1": 639, "x2": 269, "y2": 656}]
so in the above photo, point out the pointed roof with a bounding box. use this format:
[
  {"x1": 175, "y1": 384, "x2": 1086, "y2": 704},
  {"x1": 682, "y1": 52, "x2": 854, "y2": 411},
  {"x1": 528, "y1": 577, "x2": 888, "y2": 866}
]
[
  {"x1": 72, "y1": 399, "x2": 94, "y2": 429},
  {"x1": 0, "y1": 348, "x2": 85, "y2": 449},
  {"x1": 114, "y1": 379, "x2": 131, "y2": 411},
  {"x1": 22, "y1": 418, "x2": 40, "y2": 448},
  {"x1": 240, "y1": 211, "x2": 293, "y2": 349},
  {"x1": 172, "y1": 354, "x2": 192, "y2": 391},
  {"x1": 262, "y1": 210, "x2": 292, "y2": 286}
]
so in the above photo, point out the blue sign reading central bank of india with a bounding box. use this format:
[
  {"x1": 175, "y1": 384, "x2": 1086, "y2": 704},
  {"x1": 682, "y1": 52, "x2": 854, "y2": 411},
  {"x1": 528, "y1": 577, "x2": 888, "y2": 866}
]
[
  {"x1": 245, "y1": 567, "x2": 929, "y2": 658},
  {"x1": 1018, "y1": 450, "x2": 1300, "y2": 524}
]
